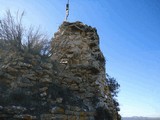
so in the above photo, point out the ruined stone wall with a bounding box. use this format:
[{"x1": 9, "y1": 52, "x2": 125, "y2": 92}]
[
  {"x1": 51, "y1": 21, "x2": 118, "y2": 119},
  {"x1": 52, "y1": 21, "x2": 110, "y2": 109},
  {"x1": 0, "y1": 21, "x2": 118, "y2": 120}
]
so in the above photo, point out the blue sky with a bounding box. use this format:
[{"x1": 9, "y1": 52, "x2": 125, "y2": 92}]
[{"x1": 0, "y1": 0, "x2": 160, "y2": 117}]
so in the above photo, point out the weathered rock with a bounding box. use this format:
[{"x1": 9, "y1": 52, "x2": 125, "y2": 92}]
[
  {"x1": 39, "y1": 87, "x2": 48, "y2": 92},
  {"x1": 13, "y1": 114, "x2": 37, "y2": 120},
  {"x1": 3, "y1": 106, "x2": 27, "y2": 114},
  {"x1": 56, "y1": 97, "x2": 63, "y2": 103},
  {"x1": 40, "y1": 92, "x2": 47, "y2": 97},
  {"x1": 0, "y1": 106, "x2": 3, "y2": 110},
  {"x1": 0, "y1": 21, "x2": 119, "y2": 120},
  {"x1": 50, "y1": 107, "x2": 65, "y2": 114}
]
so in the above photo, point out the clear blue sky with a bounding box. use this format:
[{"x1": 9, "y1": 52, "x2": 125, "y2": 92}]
[{"x1": 0, "y1": 0, "x2": 160, "y2": 117}]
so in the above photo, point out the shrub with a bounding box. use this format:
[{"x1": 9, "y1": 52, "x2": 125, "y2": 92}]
[
  {"x1": 0, "y1": 10, "x2": 51, "y2": 57},
  {"x1": 106, "y1": 74, "x2": 121, "y2": 119},
  {"x1": 106, "y1": 74, "x2": 120, "y2": 98}
]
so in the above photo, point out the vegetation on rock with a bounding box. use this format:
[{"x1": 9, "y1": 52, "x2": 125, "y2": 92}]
[
  {"x1": 0, "y1": 10, "x2": 51, "y2": 57},
  {"x1": 106, "y1": 74, "x2": 121, "y2": 120},
  {"x1": 0, "y1": 11, "x2": 121, "y2": 120}
]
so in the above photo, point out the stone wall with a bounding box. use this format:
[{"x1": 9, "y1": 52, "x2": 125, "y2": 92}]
[
  {"x1": 0, "y1": 21, "x2": 119, "y2": 120},
  {"x1": 52, "y1": 21, "x2": 109, "y2": 109}
]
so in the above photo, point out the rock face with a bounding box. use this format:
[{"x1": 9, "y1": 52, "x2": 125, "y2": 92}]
[
  {"x1": 52, "y1": 21, "x2": 111, "y2": 110},
  {"x1": 0, "y1": 21, "x2": 119, "y2": 120}
]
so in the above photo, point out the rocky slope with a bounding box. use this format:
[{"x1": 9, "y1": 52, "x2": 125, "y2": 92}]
[{"x1": 0, "y1": 21, "x2": 120, "y2": 120}]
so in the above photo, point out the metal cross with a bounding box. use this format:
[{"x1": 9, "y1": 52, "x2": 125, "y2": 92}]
[{"x1": 65, "y1": 0, "x2": 69, "y2": 21}]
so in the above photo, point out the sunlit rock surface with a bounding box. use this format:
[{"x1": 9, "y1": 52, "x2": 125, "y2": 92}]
[{"x1": 0, "y1": 21, "x2": 119, "y2": 120}]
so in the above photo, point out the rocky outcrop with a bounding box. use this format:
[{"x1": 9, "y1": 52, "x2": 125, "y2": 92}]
[{"x1": 0, "y1": 21, "x2": 119, "y2": 120}]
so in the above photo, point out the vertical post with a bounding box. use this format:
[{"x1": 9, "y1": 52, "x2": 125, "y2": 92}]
[{"x1": 65, "y1": 0, "x2": 69, "y2": 21}]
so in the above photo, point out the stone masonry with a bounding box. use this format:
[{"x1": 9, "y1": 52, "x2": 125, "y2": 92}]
[
  {"x1": 52, "y1": 21, "x2": 109, "y2": 109},
  {"x1": 0, "y1": 21, "x2": 119, "y2": 120}
]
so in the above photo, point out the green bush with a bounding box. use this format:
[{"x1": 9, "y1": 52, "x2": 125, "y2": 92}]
[{"x1": 106, "y1": 74, "x2": 121, "y2": 119}]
